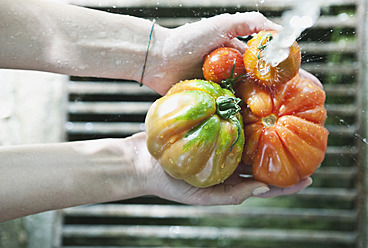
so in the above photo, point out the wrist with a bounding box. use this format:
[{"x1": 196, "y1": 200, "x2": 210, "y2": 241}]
[
  {"x1": 103, "y1": 135, "x2": 150, "y2": 201},
  {"x1": 139, "y1": 24, "x2": 170, "y2": 93},
  {"x1": 120, "y1": 132, "x2": 154, "y2": 196}
]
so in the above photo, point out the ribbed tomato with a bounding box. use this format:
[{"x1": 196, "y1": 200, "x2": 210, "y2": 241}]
[
  {"x1": 235, "y1": 75, "x2": 328, "y2": 187},
  {"x1": 243, "y1": 31, "x2": 301, "y2": 87},
  {"x1": 145, "y1": 79, "x2": 244, "y2": 188}
]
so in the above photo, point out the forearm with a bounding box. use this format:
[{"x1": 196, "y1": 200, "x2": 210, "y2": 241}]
[
  {"x1": 0, "y1": 0, "x2": 160, "y2": 81},
  {"x1": 0, "y1": 137, "x2": 147, "y2": 222}
]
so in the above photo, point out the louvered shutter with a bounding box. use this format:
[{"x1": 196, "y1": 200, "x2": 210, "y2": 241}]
[{"x1": 54, "y1": 1, "x2": 367, "y2": 247}]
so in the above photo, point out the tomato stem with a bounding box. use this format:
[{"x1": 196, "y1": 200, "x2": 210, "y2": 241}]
[
  {"x1": 262, "y1": 114, "x2": 277, "y2": 127},
  {"x1": 216, "y1": 96, "x2": 242, "y2": 151},
  {"x1": 220, "y1": 59, "x2": 245, "y2": 93},
  {"x1": 257, "y1": 33, "x2": 273, "y2": 59}
]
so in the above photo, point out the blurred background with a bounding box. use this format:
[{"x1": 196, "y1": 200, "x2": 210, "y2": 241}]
[{"x1": 0, "y1": 0, "x2": 367, "y2": 247}]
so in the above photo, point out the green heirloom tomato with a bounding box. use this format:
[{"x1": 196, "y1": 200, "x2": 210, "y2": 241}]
[{"x1": 145, "y1": 79, "x2": 244, "y2": 188}]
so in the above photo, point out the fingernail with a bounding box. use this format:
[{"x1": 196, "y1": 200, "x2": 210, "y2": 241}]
[
  {"x1": 306, "y1": 177, "x2": 313, "y2": 186},
  {"x1": 252, "y1": 186, "x2": 270, "y2": 196}
]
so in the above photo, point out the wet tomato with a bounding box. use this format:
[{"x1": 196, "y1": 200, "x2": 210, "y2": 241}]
[
  {"x1": 243, "y1": 31, "x2": 301, "y2": 88},
  {"x1": 235, "y1": 75, "x2": 328, "y2": 187},
  {"x1": 145, "y1": 79, "x2": 244, "y2": 188},
  {"x1": 202, "y1": 47, "x2": 246, "y2": 85}
]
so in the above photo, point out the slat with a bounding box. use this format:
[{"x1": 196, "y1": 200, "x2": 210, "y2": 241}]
[
  {"x1": 63, "y1": 247, "x2": 196, "y2": 248},
  {"x1": 300, "y1": 41, "x2": 358, "y2": 53},
  {"x1": 68, "y1": 102, "x2": 152, "y2": 115},
  {"x1": 324, "y1": 84, "x2": 357, "y2": 96},
  {"x1": 301, "y1": 63, "x2": 359, "y2": 74},
  {"x1": 326, "y1": 146, "x2": 358, "y2": 155},
  {"x1": 315, "y1": 166, "x2": 357, "y2": 179},
  {"x1": 325, "y1": 104, "x2": 358, "y2": 115},
  {"x1": 325, "y1": 124, "x2": 358, "y2": 135},
  {"x1": 68, "y1": 82, "x2": 357, "y2": 97},
  {"x1": 296, "y1": 187, "x2": 357, "y2": 201},
  {"x1": 63, "y1": 204, "x2": 357, "y2": 222},
  {"x1": 68, "y1": 0, "x2": 359, "y2": 9},
  {"x1": 66, "y1": 122, "x2": 358, "y2": 136},
  {"x1": 156, "y1": 15, "x2": 358, "y2": 28},
  {"x1": 65, "y1": 122, "x2": 144, "y2": 134},
  {"x1": 68, "y1": 99, "x2": 357, "y2": 117},
  {"x1": 312, "y1": 15, "x2": 357, "y2": 28},
  {"x1": 68, "y1": 81, "x2": 157, "y2": 95},
  {"x1": 62, "y1": 225, "x2": 357, "y2": 244}
]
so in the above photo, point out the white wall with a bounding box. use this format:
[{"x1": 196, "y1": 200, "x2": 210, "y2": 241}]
[{"x1": 0, "y1": 69, "x2": 67, "y2": 248}]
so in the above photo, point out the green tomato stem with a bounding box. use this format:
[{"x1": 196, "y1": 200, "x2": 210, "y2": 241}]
[
  {"x1": 216, "y1": 96, "x2": 242, "y2": 151},
  {"x1": 220, "y1": 59, "x2": 245, "y2": 94},
  {"x1": 257, "y1": 33, "x2": 273, "y2": 59}
]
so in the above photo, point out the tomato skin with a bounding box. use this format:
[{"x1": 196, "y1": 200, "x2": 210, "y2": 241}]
[
  {"x1": 145, "y1": 79, "x2": 244, "y2": 188},
  {"x1": 243, "y1": 31, "x2": 301, "y2": 88},
  {"x1": 202, "y1": 47, "x2": 246, "y2": 84},
  {"x1": 236, "y1": 75, "x2": 328, "y2": 187}
]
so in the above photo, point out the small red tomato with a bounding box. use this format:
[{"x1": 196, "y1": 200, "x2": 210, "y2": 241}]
[{"x1": 203, "y1": 47, "x2": 246, "y2": 85}]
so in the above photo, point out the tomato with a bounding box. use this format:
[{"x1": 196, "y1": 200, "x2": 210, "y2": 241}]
[
  {"x1": 145, "y1": 79, "x2": 244, "y2": 188},
  {"x1": 202, "y1": 47, "x2": 246, "y2": 87},
  {"x1": 243, "y1": 31, "x2": 301, "y2": 88},
  {"x1": 235, "y1": 75, "x2": 328, "y2": 187}
]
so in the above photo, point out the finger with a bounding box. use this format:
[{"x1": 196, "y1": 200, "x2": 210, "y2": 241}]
[
  {"x1": 212, "y1": 12, "x2": 282, "y2": 39},
  {"x1": 224, "y1": 37, "x2": 248, "y2": 53},
  {"x1": 299, "y1": 69, "x2": 323, "y2": 89},
  {"x1": 255, "y1": 177, "x2": 313, "y2": 198},
  {"x1": 196, "y1": 179, "x2": 269, "y2": 206}
]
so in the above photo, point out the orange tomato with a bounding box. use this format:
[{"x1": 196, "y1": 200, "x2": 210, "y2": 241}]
[
  {"x1": 235, "y1": 75, "x2": 328, "y2": 187},
  {"x1": 243, "y1": 31, "x2": 301, "y2": 88}
]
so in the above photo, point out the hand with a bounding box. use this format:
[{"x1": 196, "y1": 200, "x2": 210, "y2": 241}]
[
  {"x1": 131, "y1": 132, "x2": 311, "y2": 206},
  {"x1": 144, "y1": 12, "x2": 281, "y2": 95},
  {"x1": 299, "y1": 68, "x2": 323, "y2": 88}
]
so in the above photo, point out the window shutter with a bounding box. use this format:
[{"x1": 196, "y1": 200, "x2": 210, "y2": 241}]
[{"x1": 54, "y1": 1, "x2": 367, "y2": 247}]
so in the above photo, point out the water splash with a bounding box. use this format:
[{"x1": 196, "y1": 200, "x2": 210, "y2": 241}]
[
  {"x1": 355, "y1": 133, "x2": 368, "y2": 145},
  {"x1": 263, "y1": 1, "x2": 322, "y2": 67}
]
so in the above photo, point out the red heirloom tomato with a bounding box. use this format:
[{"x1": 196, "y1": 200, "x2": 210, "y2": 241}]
[
  {"x1": 235, "y1": 75, "x2": 328, "y2": 187},
  {"x1": 243, "y1": 31, "x2": 301, "y2": 87},
  {"x1": 145, "y1": 79, "x2": 244, "y2": 188},
  {"x1": 202, "y1": 47, "x2": 246, "y2": 86}
]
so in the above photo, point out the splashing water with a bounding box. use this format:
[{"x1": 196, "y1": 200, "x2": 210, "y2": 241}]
[{"x1": 263, "y1": 1, "x2": 322, "y2": 67}]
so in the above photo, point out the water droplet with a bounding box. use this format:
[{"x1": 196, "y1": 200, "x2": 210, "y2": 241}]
[
  {"x1": 85, "y1": 122, "x2": 94, "y2": 130},
  {"x1": 170, "y1": 226, "x2": 180, "y2": 234},
  {"x1": 65, "y1": 122, "x2": 74, "y2": 130},
  {"x1": 256, "y1": 59, "x2": 271, "y2": 76},
  {"x1": 139, "y1": 123, "x2": 145, "y2": 131}
]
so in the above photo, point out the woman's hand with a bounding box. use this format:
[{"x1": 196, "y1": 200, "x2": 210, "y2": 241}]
[
  {"x1": 130, "y1": 132, "x2": 311, "y2": 206},
  {"x1": 144, "y1": 12, "x2": 281, "y2": 95}
]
